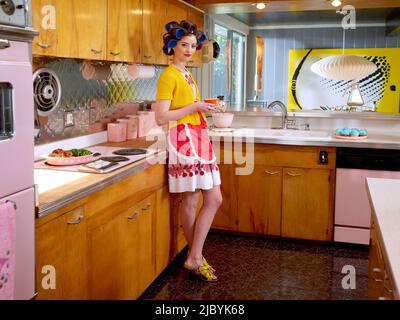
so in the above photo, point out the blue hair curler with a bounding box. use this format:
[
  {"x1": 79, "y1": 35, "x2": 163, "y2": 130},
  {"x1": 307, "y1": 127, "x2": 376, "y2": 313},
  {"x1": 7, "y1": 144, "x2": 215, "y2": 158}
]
[
  {"x1": 167, "y1": 38, "x2": 178, "y2": 49},
  {"x1": 173, "y1": 27, "x2": 185, "y2": 39},
  {"x1": 163, "y1": 46, "x2": 174, "y2": 56},
  {"x1": 165, "y1": 21, "x2": 178, "y2": 32},
  {"x1": 197, "y1": 31, "x2": 207, "y2": 43}
]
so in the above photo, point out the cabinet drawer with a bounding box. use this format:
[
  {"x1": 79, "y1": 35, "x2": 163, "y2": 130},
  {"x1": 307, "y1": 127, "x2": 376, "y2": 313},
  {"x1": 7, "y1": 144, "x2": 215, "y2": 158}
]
[
  {"x1": 86, "y1": 164, "x2": 166, "y2": 229},
  {"x1": 233, "y1": 144, "x2": 336, "y2": 170}
]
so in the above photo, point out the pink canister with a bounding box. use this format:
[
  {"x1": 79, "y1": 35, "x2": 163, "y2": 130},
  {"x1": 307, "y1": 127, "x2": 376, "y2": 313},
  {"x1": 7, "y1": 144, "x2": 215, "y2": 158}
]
[
  {"x1": 117, "y1": 117, "x2": 137, "y2": 140},
  {"x1": 136, "y1": 112, "x2": 150, "y2": 137},
  {"x1": 107, "y1": 121, "x2": 127, "y2": 142}
]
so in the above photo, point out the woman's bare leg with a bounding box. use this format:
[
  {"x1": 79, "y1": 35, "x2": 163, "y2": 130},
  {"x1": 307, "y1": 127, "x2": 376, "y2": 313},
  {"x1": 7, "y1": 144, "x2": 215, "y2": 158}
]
[
  {"x1": 185, "y1": 186, "x2": 222, "y2": 268},
  {"x1": 181, "y1": 190, "x2": 201, "y2": 249}
]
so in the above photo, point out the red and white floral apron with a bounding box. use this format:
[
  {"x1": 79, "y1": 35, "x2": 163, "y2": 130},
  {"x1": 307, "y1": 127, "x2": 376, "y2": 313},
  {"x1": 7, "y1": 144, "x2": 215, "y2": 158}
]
[{"x1": 167, "y1": 71, "x2": 221, "y2": 193}]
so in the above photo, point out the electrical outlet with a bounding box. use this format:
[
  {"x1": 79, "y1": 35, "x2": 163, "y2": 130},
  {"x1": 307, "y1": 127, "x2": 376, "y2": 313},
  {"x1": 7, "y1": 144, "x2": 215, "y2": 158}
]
[{"x1": 65, "y1": 112, "x2": 74, "y2": 127}]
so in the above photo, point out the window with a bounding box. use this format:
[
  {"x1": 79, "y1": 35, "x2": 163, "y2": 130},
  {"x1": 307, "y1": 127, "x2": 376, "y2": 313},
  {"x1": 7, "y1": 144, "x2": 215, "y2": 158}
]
[
  {"x1": 213, "y1": 24, "x2": 245, "y2": 110},
  {"x1": 0, "y1": 83, "x2": 14, "y2": 141}
]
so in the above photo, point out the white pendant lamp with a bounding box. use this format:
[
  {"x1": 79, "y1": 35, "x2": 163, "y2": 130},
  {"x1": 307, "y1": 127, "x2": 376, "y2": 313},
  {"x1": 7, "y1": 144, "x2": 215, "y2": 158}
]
[
  {"x1": 311, "y1": 9, "x2": 378, "y2": 81},
  {"x1": 311, "y1": 54, "x2": 378, "y2": 81}
]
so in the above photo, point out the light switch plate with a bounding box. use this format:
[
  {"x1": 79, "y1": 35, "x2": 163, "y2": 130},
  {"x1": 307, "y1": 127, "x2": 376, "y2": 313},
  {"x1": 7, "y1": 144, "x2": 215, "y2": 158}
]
[{"x1": 65, "y1": 112, "x2": 74, "y2": 127}]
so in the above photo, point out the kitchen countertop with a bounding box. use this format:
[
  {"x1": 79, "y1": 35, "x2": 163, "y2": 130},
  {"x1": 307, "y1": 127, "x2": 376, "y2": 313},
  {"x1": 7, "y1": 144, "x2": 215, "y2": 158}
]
[
  {"x1": 35, "y1": 138, "x2": 166, "y2": 218},
  {"x1": 35, "y1": 128, "x2": 400, "y2": 218},
  {"x1": 366, "y1": 178, "x2": 400, "y2": 300},
  {"x1": 208, "y1": 127, "x2": 400, "y2": 150}
]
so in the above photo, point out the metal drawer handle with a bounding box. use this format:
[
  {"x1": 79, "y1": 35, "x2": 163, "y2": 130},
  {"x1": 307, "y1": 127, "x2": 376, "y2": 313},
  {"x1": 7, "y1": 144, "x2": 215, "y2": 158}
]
[
  {"x1": 36, "y1": 42, "x2": 52, "y2": 49},
  {"x1": 287, "y1": 172, "x2": 302, "y2": 177},
  {"x1": 67, "y1": 215, "x2": 84, "y2": 225},
  {"x1": 143, "y1": 55, "x2": 152, "y2": 59},
  {"x1": 141, "y1": 203, "x2": 151, "y2": 211},
  {"x1": 110, "y1": 51, "x2": 120, "y2": 56},
  {"x1": 372, "y1": 267, "x2": 382, "y2": 273},
  {"x1": 264, "y1": 170, "x2": 279, "y2": 176},
  {"x1": 0, "y1": 39, "x2": 10, "y2": 49},
  {"x1": 384, "y1": 283, "x2": 393, "y2": 293},
  {"x1": 128, "y1": 211, "x2": 139, "y2": 220},
  {"x1": 91, "y1": 48, "x2": 102, "y2": 54}
]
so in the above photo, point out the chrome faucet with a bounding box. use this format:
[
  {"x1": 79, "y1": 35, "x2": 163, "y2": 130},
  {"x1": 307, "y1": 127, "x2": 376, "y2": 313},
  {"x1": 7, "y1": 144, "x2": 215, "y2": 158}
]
[{"x1": 267, "y1": 100, "x2": 287, "y2": 129}]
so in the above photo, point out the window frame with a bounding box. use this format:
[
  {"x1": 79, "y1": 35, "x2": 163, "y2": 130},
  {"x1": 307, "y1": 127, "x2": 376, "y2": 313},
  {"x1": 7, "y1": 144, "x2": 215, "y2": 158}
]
[{"x1": 211, "y1": 19, "x2": 247, "y2": 110}]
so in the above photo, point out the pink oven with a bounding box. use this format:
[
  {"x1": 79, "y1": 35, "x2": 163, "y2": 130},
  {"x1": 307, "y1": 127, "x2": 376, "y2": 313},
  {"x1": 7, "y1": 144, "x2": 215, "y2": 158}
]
[
  {"x1": 334, "y1": 148, "x2": 400, "y2": 245},
  {"x1": 0, "y1": 11, "x2": 38, "y2": 299}
]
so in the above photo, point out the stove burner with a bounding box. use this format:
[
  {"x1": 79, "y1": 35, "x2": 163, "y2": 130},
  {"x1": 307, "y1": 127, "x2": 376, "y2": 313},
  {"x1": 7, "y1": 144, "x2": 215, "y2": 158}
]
[
  {"x1": 112, "y1": 148, "x2": 147, "y2": 156},
  {"x1": 99, "y1": 156, "x2": 130, "y2": 162}
]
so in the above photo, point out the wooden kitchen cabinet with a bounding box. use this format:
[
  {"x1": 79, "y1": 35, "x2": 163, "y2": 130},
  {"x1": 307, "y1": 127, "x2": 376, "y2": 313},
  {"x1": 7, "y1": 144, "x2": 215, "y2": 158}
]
[
  {"x1": 213, "y1": 164, "x2": 238, "y2": 230},
  {"x1": 33, "y1": 0, "x2": 107, "y2": 59},
  {"x1": 59, "y1": 0, "x2": 107, "y2": 60},
  {"x1": 237, "y1": 165, "x2": 282, "y2": 236},
  {"x1": 137, "y1": 193, "x2": 157, "y2": 294},
  {"x1": 36, "y1": 164, "x2": 176, "y2": 300},
  {"x1": 32, "y1": 0, "x2": 59, "y2": 56},
  {"x1": 142, "y1": 0, "x2": 169, "y2": 65},
  {"x1": 32, "y1": 0, "x2": 203, "y2": 65},
  {"x1": 368, "y1": 219, "x2": 395, "y2": 300},
  {"x1": 213, "y1": 144, "x2": 335, "y2": 241},
  {"x1": 36, "y1": 205, "x2": 88, "y2": 300},
  {"x1": 88, "y1": 203, "x2": 140, "y2": 300},
  {"x1": 88, "y1": 192, "x2": 156, "y2": 299},
  {"x1": 155, "y1": 186, "x2": 172, "y2": 275},
  {"x1": 107, "y1": 0, "x2": 143, "y2": 62},
  {"x1": 281, "y1": 167, "x2": 334, "y2": 241}
]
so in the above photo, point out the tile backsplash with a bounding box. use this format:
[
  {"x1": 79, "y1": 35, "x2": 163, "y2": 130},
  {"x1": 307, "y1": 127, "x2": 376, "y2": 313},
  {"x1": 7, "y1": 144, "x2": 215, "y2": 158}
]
[{"x1": 34, "y1": 58, "x2": 165, "y2": 145}]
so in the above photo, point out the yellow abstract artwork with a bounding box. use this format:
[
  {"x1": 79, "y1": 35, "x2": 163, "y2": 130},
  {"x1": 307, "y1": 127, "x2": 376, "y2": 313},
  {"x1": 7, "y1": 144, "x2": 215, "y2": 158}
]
[{"x1": 287, "y1": 48, "x2": 400, "y2": 113}]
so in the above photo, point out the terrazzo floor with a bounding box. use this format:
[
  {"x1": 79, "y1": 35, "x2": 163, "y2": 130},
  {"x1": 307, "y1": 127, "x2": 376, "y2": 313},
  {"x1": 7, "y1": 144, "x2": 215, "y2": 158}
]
[{"x1": 140, "y1": 231, "x2": 370, "y2": 300}]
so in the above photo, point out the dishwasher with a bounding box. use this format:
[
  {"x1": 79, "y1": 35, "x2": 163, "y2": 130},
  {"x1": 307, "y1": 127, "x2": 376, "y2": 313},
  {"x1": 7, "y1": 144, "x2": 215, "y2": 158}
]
[{"x1": 334, "y1": 147, "x2": 400, "y2": 245}]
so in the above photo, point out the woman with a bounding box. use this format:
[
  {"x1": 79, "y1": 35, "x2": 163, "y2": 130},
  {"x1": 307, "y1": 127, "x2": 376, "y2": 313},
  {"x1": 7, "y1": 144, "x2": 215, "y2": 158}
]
[{"x1": 155, "y1": 20, "x2": 222, "y2": 282}]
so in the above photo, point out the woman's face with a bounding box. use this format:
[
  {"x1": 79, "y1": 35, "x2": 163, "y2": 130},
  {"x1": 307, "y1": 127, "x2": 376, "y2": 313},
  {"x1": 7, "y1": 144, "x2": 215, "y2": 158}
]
[{"x1": 174, "y1": 35, "x2": 197, "y2": 63}]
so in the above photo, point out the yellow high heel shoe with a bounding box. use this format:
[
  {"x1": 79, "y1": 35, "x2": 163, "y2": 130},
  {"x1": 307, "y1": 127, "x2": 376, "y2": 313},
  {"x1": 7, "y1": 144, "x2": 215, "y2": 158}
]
[
  {"x1": 202, "y1": 257, "x2": 216, "y2": 274},
  {"x1": 183, "y1": 262, "x2": 218, "y2": 282}
]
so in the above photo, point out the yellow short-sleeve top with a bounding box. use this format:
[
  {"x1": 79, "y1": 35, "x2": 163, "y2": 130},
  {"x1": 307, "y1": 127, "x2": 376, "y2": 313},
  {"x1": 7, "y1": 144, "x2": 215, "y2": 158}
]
[{"x1": 156, "y1": 64, "x2": 206, "y2": 126}]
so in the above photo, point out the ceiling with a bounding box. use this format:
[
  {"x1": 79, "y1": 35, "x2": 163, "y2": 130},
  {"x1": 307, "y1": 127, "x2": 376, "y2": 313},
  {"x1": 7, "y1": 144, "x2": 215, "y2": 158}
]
[
  {"x1": 185, "y1": 0, "x2": 400, "y2": 14},
  {"x1": 228, "y1": 8, "x2": 399, "y2": 27}
]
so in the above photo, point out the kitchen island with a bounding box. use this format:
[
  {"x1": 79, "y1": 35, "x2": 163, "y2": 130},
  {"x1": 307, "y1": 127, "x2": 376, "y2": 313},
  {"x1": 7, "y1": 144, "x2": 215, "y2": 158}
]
[{"x1": 366, "y1": 178, "x2": 400, "y2": 300}]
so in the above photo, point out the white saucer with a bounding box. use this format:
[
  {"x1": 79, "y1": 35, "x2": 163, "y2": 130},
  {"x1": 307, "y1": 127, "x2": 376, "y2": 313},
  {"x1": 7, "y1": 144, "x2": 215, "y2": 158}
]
[{"x1": 211, "y1": 127, "x2": 235, "y2": 132}]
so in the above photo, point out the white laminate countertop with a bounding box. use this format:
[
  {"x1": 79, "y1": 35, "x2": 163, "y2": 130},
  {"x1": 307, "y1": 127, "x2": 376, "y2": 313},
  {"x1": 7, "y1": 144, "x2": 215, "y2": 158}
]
[
  {"x1": 208, "y1": 128, "x2": 400, "y2": 150},
  {"x1": 366, "y1": 178, "x2": 400, "y2": 300}
]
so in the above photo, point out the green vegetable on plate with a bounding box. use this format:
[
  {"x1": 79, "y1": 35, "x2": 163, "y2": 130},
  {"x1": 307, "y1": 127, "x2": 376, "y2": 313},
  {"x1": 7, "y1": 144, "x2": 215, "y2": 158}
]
[{"x1": 71, "y1": 148, "x2": 92, "y2": 157}]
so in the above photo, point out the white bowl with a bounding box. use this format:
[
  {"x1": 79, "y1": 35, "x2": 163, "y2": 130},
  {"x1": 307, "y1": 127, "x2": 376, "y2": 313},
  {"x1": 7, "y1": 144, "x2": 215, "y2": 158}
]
[{"x1": 212, "y1": 113, "x2": 234, "y2": 128}]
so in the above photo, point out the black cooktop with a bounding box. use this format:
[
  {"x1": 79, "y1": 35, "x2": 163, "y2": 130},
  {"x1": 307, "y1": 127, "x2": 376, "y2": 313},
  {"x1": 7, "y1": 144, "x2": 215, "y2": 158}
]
[
  {"x1": 112, "y1": 148, "x2": 147, "y2": 156},
  {"x1": 99, "y1": 156, "x2": 130, "y2": 162}
]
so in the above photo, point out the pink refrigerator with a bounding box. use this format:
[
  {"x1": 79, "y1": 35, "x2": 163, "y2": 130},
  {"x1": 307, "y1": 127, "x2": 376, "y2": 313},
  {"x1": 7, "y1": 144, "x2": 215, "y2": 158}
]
[{"x1": 0, "y1": 36, "x2": 37, "y2": 299}]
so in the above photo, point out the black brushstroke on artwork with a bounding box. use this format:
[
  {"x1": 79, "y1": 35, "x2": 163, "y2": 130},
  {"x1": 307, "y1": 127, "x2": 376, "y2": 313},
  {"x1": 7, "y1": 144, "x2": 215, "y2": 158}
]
[{"x1": 291, "y1": 49, "x2": 313, "y2": 110}]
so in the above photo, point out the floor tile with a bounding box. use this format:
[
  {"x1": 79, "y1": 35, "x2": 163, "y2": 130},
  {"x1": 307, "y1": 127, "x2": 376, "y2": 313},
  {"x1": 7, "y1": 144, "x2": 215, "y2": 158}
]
[{"x1": 140, "y1": 232, "x2": 369, "y2": 300}]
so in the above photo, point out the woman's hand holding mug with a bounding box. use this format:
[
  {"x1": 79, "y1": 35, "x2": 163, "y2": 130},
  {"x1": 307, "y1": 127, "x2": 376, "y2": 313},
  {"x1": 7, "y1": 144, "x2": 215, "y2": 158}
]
[{"x1": 192, "y1": 101, "x2": 216, "y2": 113}]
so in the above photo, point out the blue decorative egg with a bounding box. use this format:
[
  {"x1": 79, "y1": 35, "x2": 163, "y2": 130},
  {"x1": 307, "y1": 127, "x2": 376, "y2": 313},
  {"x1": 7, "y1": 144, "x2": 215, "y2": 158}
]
[
  {"x1": 341, "y1": 128, "x2": 350, "y2": 136},
  {"x1": 350, "y1": 129, "x2": 359, "y2": 136}
]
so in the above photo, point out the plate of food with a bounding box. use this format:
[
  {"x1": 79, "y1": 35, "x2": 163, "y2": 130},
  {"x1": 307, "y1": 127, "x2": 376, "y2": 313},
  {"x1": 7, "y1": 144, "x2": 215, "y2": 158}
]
[
  {"x1": 43, "y1": 148, "x2": 96, "y2": 166},
  {"x1": 334, "y1": 128, "x2": 368, "y2": 140}
]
